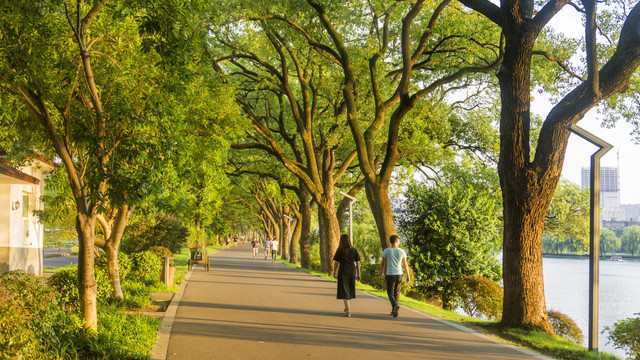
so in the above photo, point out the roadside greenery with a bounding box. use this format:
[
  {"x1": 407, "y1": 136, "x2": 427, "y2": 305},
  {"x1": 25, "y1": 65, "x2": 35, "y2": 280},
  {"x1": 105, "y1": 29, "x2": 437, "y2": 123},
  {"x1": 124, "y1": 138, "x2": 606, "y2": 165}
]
[
  {"x1": 0, "y1": 271, "x2": 160, "y2": 359},
  {"x1": 605, "y1": 314, "x2": 640, "y2": 360},
  {"x1": 400, "y1": 181, "x2": 502, "y2": 309}
]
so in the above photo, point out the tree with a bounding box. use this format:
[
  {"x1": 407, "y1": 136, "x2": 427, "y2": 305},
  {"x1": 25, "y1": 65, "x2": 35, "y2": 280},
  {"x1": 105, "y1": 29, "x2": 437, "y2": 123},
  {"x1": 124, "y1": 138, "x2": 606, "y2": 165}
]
[
  {"x1": 399, "y1": 181, "x2": 502, "y2": 309},
  {"x1": 0, "y1": 0, "x2": 209, "y2": 329},
  {"x1": 600, "y1": 228, "x2": 621, "y2": 255},
  {"x1": 544, "y1": 179, "x2": 589, "y2": 253},
  {"x1": 302, "y1": 0, "x2": 501, "y2": 249},
  {"x1": 458, "y1": 0, "x2": 640, "y2": 331},
  {"x1": 621, "y1": 225, "x2": 640, "y2": 256},
  {"x1": 213, "y1": 19, "x2": 364, "y2": 273}
]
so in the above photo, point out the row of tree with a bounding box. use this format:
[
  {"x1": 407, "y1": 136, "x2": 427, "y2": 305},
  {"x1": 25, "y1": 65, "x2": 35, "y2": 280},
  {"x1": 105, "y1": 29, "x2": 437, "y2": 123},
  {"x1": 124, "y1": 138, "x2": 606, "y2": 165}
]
[{"x1": 3, "y1": 0, "x2": 640, "y2": 337}]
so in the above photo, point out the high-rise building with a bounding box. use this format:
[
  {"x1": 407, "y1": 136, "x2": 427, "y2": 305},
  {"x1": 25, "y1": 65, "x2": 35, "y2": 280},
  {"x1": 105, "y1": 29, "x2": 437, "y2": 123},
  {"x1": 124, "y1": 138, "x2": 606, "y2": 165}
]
[{"x1": 581, "y1": 167, "x2": 625, "y2": 221}]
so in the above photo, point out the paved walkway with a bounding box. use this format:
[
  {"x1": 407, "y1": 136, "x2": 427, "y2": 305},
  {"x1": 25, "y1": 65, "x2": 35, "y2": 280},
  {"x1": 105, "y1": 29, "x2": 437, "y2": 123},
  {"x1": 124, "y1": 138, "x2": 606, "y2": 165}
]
[{"x1": 154, "y1": 246, "x2": 551, "y2": 360}]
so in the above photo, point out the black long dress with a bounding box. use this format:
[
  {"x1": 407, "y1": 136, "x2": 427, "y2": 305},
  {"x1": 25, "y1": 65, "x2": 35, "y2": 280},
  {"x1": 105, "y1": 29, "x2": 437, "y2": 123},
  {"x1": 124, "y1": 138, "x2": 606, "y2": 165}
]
[{"x1": 333, "y1": 247, "x2": 361, "y2": 299}]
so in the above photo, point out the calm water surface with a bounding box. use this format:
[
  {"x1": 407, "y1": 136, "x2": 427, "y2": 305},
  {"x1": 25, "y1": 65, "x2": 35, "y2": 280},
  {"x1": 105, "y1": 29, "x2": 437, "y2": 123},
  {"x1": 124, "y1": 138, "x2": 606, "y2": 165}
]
[{"x1": 544, "y1": 256, "x2": 640, "y2": 358}]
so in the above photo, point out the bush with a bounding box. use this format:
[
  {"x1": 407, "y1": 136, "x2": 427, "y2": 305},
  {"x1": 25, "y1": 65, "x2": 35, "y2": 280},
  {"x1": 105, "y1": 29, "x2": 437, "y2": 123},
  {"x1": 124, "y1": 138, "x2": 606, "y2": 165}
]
[
  {"x1": 148, "y1": 245, "x2": 172, "y2": 258},
  {"x1": 605, "y1": 314, "x2": 640, "y2": 359},
  {"x1": 122, "y1": 215, "x2": 188, "y2": 254},
  {"x1": 0, "y1": 271, "x2": 61, "y2": 358},
  {"x1": 46, "y1": 305, "x2": 160, "y2": 359},
  {"x1": 451, "y1": 276, "x2": 503, "y2": 321},
  {"x1": 49, "y1": 265, "x2": 112, "y2": 310},
  {"x1": 360, "y1": 263, "x2": 383, "y2": 289},
  {"x1": 130, "y1": 251, "x2": 161, "y2": 279},
  {"x1": 94, "y1": 252, "x2": 132, "y2": 280},
  {"x1": 548, "y1": 310, "x2": 583, "y2": 345}
]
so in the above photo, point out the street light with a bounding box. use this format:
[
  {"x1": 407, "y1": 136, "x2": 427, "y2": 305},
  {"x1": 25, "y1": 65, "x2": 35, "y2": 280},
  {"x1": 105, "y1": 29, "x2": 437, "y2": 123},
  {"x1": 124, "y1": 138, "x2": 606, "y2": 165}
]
[
  {"x1": 568, "y1": 123, "x2": 613, "y2": 352},
  {"x1": 339, "y1": 192, "x2": 357, "y2": 243}
]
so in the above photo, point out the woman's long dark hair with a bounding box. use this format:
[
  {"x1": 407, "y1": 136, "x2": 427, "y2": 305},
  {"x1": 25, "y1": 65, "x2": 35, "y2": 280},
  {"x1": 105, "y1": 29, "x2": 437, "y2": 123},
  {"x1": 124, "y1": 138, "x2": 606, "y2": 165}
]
[{"x1": 338, "y1": 234, "x2": 352, "y2": 253}]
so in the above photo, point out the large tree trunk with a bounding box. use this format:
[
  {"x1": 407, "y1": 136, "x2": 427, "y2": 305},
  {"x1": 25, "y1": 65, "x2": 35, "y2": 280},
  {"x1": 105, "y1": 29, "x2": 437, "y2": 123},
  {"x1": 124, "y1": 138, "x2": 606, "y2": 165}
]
[
  {"x1": 364, "y1": 179, "x2": 396, "y2": 249},
  {"x1": 76, "y1": 214, "x2": 98, "y2": 331},
  {"x1": 317, "y1": 202, "x2": 340, "y2": 273},
  {"x1": 289, "y1": 217, "x2": 300, "y2": 264},
  {"x1": 497, "y1": 28, "x2": 554, "y2": 332},
  {"x1": 298, "y1": 186, "x2": 312, "y2": 269},
  {"x1": 500, "y1": 179, "x2": 555, "y2": 332}
]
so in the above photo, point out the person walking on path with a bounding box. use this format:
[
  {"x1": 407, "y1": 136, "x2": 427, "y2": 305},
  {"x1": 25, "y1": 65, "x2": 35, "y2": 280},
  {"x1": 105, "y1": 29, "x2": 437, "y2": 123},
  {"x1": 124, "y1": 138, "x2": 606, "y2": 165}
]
[
  {"x1": 251, "y1": 238, "x2": 259, "y2": 257},
  {"x1": 270, "y1": 237, "x2": 279, "y2": 262},
  {"x1": 380, "y1": 235, "x2": 411, "y2": 318},
  {"x1": 332, "y1": 234, "x2": 361, "y2": 317},
  {"x1": 264, "y1": 237, "x2": 271, "y2": 260}
]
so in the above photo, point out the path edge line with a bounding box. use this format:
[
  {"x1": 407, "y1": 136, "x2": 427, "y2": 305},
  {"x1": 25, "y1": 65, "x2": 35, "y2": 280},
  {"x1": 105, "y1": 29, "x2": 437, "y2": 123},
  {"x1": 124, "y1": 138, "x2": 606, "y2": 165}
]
[{"x1": 150, "y1": 268, "x2": 193, "y2": 360}]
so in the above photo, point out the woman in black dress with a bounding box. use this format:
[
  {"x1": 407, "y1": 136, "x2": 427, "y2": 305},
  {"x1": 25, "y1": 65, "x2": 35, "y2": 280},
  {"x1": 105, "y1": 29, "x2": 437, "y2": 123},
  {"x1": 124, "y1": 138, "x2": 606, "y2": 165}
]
[{"x1": 332, "y1": 234, "x2": 361, "y2": 317}]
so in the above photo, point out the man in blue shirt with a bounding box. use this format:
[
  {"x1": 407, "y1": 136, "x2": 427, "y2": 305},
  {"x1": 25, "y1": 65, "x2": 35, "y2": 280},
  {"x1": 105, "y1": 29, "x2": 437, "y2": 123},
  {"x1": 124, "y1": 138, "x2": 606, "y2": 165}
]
[{"x1": 380, "y1": 235, "x2": 411, "y2": 318}]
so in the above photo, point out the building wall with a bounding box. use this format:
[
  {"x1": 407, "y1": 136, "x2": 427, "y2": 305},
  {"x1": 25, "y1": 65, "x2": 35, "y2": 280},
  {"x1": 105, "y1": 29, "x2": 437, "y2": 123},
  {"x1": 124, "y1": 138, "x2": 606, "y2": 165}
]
[
  {"x1": 0, "y1": 163, "x2": 46, "y2": 275},
  {"x1": 0, "y1": 184, "x2": 10, "y2": 273},
  {"x1": 582, "y1": 167, "x2": 625, "y2": 222}
]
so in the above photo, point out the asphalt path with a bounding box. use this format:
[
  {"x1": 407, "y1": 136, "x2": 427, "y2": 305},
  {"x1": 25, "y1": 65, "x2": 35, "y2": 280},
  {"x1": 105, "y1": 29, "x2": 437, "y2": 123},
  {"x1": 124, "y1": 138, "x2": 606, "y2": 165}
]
[
  {"x1": 43, "y1": 254, "x2": 78, "y2": 269},
  {"x1": 163, "y1": 246, "x2": 550, "y2": 360}
]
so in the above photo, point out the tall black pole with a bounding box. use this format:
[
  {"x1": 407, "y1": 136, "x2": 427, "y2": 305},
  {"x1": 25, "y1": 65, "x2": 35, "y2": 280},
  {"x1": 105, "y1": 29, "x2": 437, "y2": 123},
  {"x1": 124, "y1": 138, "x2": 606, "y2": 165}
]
[{"x1": 568, "y1": 124, "x2": 613, "y2": 352}]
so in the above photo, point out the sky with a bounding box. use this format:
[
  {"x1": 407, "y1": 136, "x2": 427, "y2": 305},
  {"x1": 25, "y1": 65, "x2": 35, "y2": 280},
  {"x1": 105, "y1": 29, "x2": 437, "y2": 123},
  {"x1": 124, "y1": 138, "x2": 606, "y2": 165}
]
[{"x1": 534, "y1": 8, "x2": 640, "y2": 204}]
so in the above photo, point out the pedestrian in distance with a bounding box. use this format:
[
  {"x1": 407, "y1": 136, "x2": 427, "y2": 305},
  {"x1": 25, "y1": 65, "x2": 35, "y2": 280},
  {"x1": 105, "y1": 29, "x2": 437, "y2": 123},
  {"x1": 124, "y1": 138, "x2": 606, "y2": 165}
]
[
  {"x1": 251, "y1": 238, "x2": 259, "y2": 257},
  {"x1": 380, "y1": 235, "x2": 411, "y2": 318},
  {"x1": 332, "y1": 234, "x2": 361, "y2": 317},
  {"x1": 264, "y1": 237, "x2": 271, "y2": 260},
  {"x1": 270, "y1": 237, "x2": 279, "y2": 262}
]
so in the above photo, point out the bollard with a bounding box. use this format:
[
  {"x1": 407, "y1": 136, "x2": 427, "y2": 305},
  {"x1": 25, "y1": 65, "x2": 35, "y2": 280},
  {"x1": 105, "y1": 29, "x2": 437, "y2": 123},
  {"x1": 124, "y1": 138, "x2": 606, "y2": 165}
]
[{"x1": 160, "y1": 256, "x2": 175, "y2": 286}]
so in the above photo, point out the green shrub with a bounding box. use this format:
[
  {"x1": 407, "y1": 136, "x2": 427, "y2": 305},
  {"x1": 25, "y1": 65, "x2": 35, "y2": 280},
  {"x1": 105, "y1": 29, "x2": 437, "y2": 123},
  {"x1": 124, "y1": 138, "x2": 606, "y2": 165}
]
[
  {"x1": 94, "y1": 252, "x2": 132, "y2": 280},
  {"x1": 605, "y1": 314, "x2": 640, "y2": 359},
  {"x1": 45, "y1": 305, "x2": 160, "y2": 359},
  {"x1": 548, "y1": 310, "x2": 583, "y2": 345},
  {"x1": 451, "y1": 276, "x2": 503, "y2": 321},
  {"x1": 148, "y1": 245, "x2": 172, "y2": 258},
  {"x1": 49, "y1": 265, "x2": 112, "y2": 309},
  {"x1": 0, "y1": 271, "x2": 61, "y2": 358},
  {"x1": 360, "y1": 263, "x2": 383, "y2": 289},
  {"x1": 130, "y1": 251, "x2": 161, "y2": 279},
  {"x1": 122, "y1": 215, "x2": 188, "y2": 254}
]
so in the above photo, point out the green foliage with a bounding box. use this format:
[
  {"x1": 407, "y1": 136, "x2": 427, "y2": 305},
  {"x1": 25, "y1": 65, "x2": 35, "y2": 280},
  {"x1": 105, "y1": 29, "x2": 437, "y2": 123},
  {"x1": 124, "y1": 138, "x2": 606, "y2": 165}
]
[
  {"x1": 497, "y1": 327, "x2": 618, "y2": 360},
  {"x1": 605, "y1": 314, "x2": 640, "y2": 359},
  {"x1": 621, "y1": 226, "x2": 640, "y2": 256},
  {"x1": 49, "y1": 266, "x2": 112, "y2": 310},
  {"x1": 95, "y1": 252, "x2": 132, "y2": 280},
  {"x1": 548, "y1": 310, "x2": 583, "y2": 345},
  {"x1": 544, "y1": 179, "x2": 590, "y2": 254},
  {"x1": 45, "y1": 305, "x2": 160, "y2": 360},
  {"x1": 600, "y1": 228, "x2": 622, "y2": 255},
  {"x1": 451, "y1": 276, "x2": 503, "y2": 321},
  {"x1": 359, "y1": 263, "x2": 383, "y2": 290},
  {"x1": 148, "y1": 245, "x2": 172, "y2": 258},
  {"x1": 186, "y1": 226, "x2": 208, "y2": 248},
  {"x1": 399, "y1": 181, "x2": 502, "y2": 309},
  {"x1": 122, "y1": 215, "x2": 188, "y2": 254},
  {"x1": 0, "y1": 271, "x2": 60, "y2": 358},
  {"x1": 130, "y1": 251, "x2": 162, "y2": 279}
]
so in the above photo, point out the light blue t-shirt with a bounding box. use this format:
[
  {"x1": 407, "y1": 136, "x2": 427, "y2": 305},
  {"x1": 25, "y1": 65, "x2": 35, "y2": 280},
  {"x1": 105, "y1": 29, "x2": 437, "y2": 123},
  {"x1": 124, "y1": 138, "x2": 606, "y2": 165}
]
[{"x1": 382, "y1": 247, "x2": 406, "y2": 275}]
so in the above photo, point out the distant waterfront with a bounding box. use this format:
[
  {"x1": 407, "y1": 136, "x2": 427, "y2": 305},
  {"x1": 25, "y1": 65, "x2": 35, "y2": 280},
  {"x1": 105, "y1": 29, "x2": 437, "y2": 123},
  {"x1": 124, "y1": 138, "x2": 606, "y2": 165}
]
[{"x1": 544, "y1": 255, "x2": 640, "y2": 358}]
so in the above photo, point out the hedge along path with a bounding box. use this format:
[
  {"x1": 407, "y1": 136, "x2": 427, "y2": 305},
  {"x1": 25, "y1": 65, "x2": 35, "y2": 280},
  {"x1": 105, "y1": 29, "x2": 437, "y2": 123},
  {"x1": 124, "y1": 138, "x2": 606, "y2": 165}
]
[{"x1": 159, "y1": 245, "x2": 551, "y2": 359}]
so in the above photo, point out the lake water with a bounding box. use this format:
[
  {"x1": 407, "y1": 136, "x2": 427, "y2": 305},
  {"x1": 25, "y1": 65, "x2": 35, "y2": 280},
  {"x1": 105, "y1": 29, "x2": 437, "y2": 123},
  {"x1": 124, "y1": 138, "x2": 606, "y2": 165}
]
[{"x1": 544, "y1": 256, "x2": 640, "y2": 358}]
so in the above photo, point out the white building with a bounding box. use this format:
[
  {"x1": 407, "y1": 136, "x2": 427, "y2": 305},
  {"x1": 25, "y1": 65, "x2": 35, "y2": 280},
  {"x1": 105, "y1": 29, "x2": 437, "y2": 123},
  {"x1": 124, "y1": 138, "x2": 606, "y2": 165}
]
[{"x1": 0, "y1": 159, "x2": 52, "y2": 275}]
